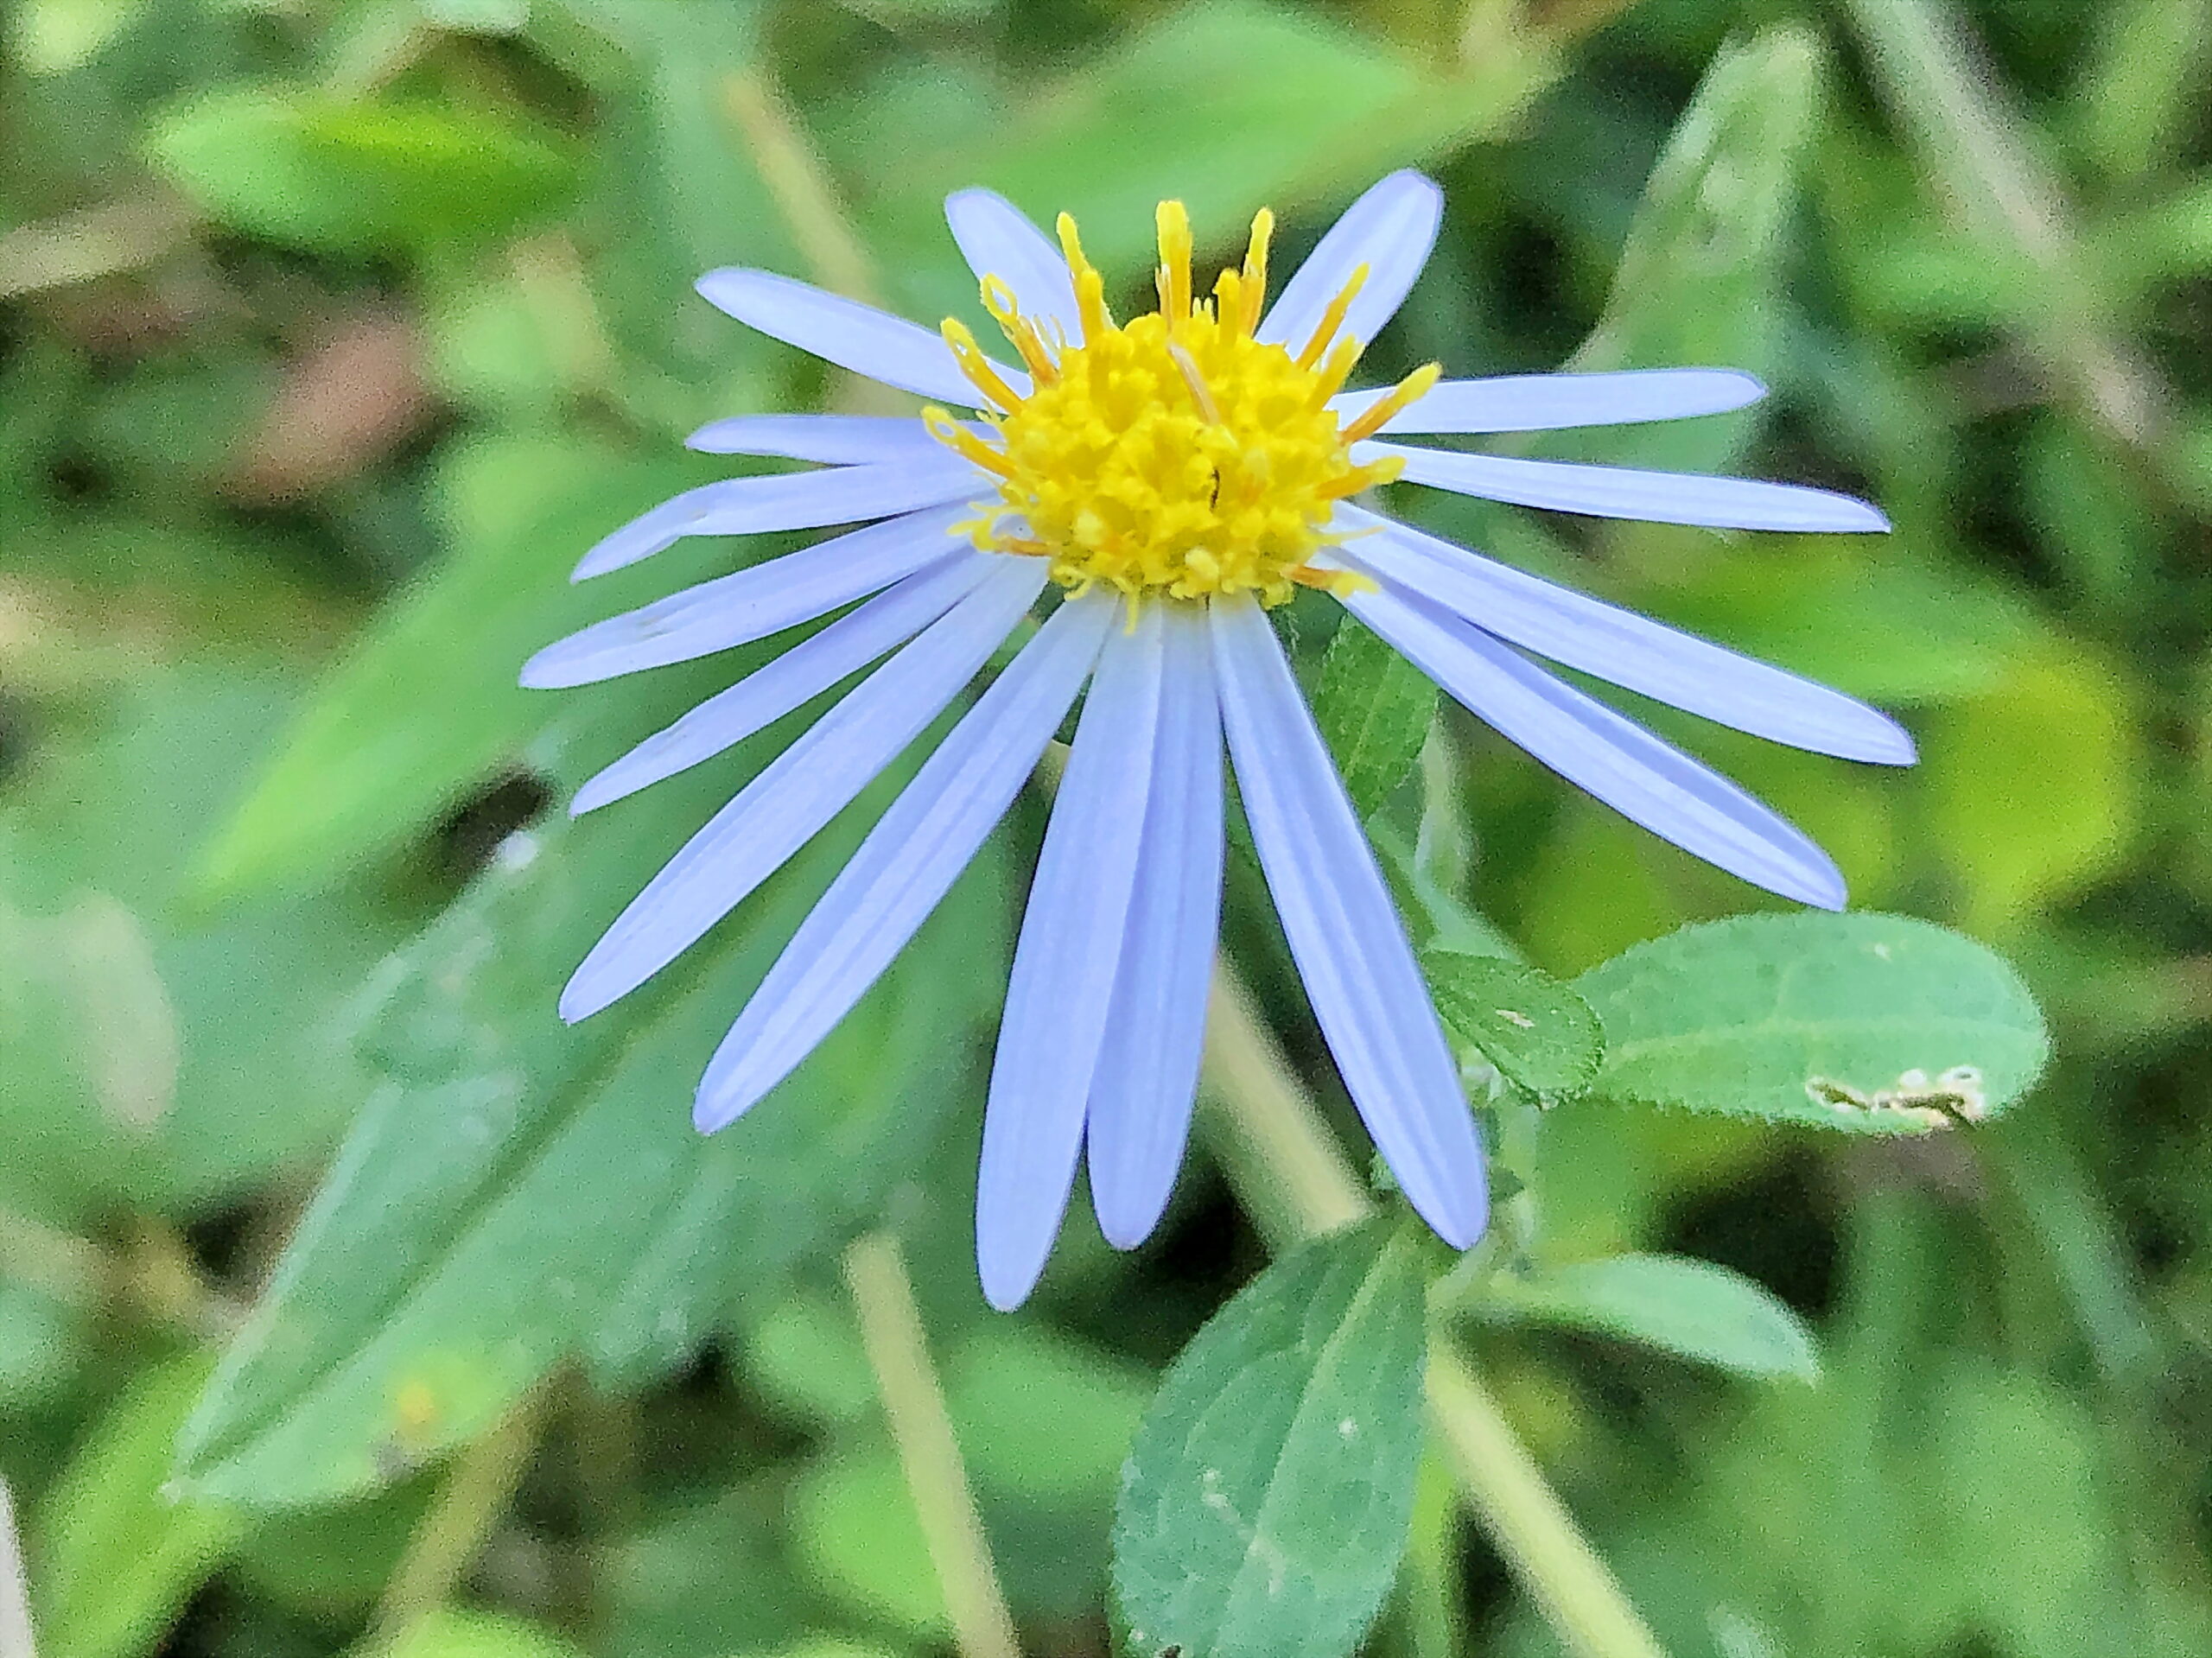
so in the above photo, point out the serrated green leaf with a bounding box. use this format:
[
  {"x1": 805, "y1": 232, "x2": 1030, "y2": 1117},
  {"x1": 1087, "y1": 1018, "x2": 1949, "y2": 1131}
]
[
  {"x1": 1576, "y1": 912, "x2": 2048, "y2": 1133},
  {"x1": 1474, "y1": 1253, "x2": 1820, "y2": 1381},
  {"x1": 1111, "y1": 1218, "x2": 1427, "y2": 1658},
  {"x1": 1316, "y1": 614, "x2": 1436, "y2": 822},
  {"x1": 1421, "y1": 948, "x2": 1604, "y2": 1100},
  {"x1": 147, "y1": 88, "x2": 575, "y2": 253},
  {"x1": 178, "y1": 781, "x2": 1008, "y2": 1507},
  {"x1": 1562, "y1": 25, "x2": 1826, "y2": 473},
  {"x1": 34, "y1": 1356, "x2": 247, "y2": 1658}
]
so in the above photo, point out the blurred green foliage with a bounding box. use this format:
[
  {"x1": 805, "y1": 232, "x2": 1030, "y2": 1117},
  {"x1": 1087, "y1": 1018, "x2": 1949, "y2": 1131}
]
[{"x1": 1, "y1": 2, "x2": 2209, "y2": 1656}]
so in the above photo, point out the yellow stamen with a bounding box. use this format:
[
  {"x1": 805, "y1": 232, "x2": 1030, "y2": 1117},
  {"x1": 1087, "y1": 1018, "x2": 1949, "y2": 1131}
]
[
  {"x1": 1296, "y1": 264, "x2": 1369, "y2": 370},
  {"x1": 1213, "y1": 268, "x2": 1247, "y2": 340},
  {"x1": 1156, "y1": 200, "x2": 1193, "y2": 329},
  {"x1": 1241, "y1": 209, "x2": 1274, "y2": 334},
  {"x1": 980, "y1": 276, "x2": 1058, "y2": 383},
  {"x1": 940, "y1": 317, "x2": 1025, "y2": 411},
  {"x1": 1166, "y1": 340, "x2": 1223, "y2": 425},
  {"x1": 1291, "y1": 564, "x2": 1378, "y2": 598},
  {"x1": 1057, "y1": 212, "x2": 1111, "y2": 343},
  {"x1": 1338, "y1": 362, "x2": 1442, "y2": 443},
  {"x1": 921, "y1": 407, "x2": 1014, "y2": 477},
  {"x1": 927, "y1": 199, "x2": 1402, "y2": 607}
]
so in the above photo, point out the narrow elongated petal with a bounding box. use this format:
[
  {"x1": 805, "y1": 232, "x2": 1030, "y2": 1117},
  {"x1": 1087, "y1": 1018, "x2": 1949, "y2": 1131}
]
[
  {"x1": 1363, "y1": 441, "x2": 1891, "y2": 533},
  {"x1": 1332, "y1": 368, "x2": 1765, "y2": 435},
  {"x1": 570, "y1": 459, "x2": 985, "y2": 582},
  {"x1": 1335, "y1": 507, "x2": 1916, "y2": 764},
  {"x1": 695, "y1": 268, "x2": 1027, "y2": 405},
  {"x1": 570, "y1": 554, "x2": 999, "y2": 815},
  {"x1": 1258, "y1": 170, "x2": 1442, "y2": 354},
  {"x1": 1209, "y1": 594, "x2": 1488, "y2": 1249},
  {"x1": 944, "y1": 188, "x2": 1081, "y2": 339},
  {"x1": 529, "y1": 505, "x2": 972, "y2": 687},
  {"x1": 695, "y1": 593, "x2": 1117, "y2": 1141},
  {"x1": 1345, "y1": 582, "x2": 1845, "y2": 907},
  {"x1": 685, "y1": 413, "x2": 961, "y2": 462},
  {"x1": 976, "y1": 603, "x2": 1166, "y2": 1309},
  {"x1": 1087, "y1": 603, "x2": 1223, "y2": 1250},
  {"x1": 560, "y1": 558, "x2": 1048, "y2": 1022}
]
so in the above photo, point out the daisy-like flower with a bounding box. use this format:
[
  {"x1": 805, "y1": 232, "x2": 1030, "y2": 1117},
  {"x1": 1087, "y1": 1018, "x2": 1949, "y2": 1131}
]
[{"x1": 523, "y1": 170, "x2": 1914, "y2": 1309}]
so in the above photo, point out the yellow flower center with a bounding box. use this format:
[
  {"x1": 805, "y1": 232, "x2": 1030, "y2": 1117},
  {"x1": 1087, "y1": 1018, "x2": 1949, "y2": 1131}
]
[{"x1": 924, "y1": 201, "x2": 1440, "y2": 605}]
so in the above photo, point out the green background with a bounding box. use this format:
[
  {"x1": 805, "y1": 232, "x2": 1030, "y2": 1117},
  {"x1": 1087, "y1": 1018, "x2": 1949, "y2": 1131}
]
[{"x1": 1, "y1": 1, "x2": 2208, "y2": 1655}]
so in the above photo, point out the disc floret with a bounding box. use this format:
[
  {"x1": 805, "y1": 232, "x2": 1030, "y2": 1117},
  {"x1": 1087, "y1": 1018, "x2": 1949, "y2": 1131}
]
[{"x1": 925, "y1": 201, "x2": 1440, "y2": 605}]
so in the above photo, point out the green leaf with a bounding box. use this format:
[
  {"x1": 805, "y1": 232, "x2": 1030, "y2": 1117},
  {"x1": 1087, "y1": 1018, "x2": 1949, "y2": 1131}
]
[
  {"x1": 0, "y1": 661, "x2": 404, "y2": 1224},
  {"x1": 378, "y1": 1610, "x2": 588, "y2": 1658},
  {"x1": 1473, "y1": 1254, "x2": 1821, "y2": 1381},
  {"x1": 1920, "y1": 639, "x2": 2139, "y2": 935},
  {"x1": 1111, "y1": 1219, "x2": 1428, "y2": 1658},
  {"x1": 603, "y1": 1486, "x2": 813, "y2": 1658},
  {"x1": 1421, "y1": 948, "x2": 1604, "y2": 1101},
  {"x1": 192, "y1": 435, "x2": 703, "y2": 902},
  {"x1": 33, "y1": 1356, "x2": 248, "y2": 1658},
  {"x1": 791, "y1": 1450, "x2": 948, "y2": 1641},
  {"x1": 1563, "y1": 24, "x2": 1826, "y2": 473},
  {"x1": 944, "y1": 1326, "x2": 1149, "y2": 1505},
  {"x1": 856, "y1": 0, "x2": 1555, "y2": 322},
  {"x1": 147, "y1": 88, "x2": 575, "y2": 253},
  {"x1": 1575, "y1": 912, "x2": 2049, "y2": 1133},
  {"x1": 1315, "y1": 614, "x2": 1436, "y2": 822},
  {"x1": 177, "y1": 786, "x2": 1009, "y2": 1507}
]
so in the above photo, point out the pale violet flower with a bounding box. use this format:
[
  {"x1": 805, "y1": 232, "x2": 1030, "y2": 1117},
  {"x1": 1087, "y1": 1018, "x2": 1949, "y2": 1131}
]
[{"x1": 522, "y1": 171, "x2": 1914, "y2": 1308}]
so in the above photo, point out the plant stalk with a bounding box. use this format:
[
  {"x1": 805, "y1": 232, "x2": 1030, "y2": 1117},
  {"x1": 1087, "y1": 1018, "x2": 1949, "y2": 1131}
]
[{"x1": 845, "y1": 1230, "x2": 1022, "y2": 1658}]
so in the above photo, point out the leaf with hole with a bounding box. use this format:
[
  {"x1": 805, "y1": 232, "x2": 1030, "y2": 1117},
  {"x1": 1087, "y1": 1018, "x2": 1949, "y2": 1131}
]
[{"x1": 1575, "y1": 912, "x2": 2047, "y2": 1133}]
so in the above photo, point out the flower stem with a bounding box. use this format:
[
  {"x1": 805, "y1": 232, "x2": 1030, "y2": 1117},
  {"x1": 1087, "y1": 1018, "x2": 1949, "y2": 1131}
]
[
  {"x1": 1200, "y1": 962, "x2": 1669, "y2": 1658},
  {"x1": 843, "y1": 1230, "x2": 1022, "y2": 1658},
  {"x1": 370, "y1": 1394, "x2": 542, "y2": 1644}
]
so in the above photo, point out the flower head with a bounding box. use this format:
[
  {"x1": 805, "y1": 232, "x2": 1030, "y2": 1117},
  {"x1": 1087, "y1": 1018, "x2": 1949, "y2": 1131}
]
[
  {"x1": 927, "y1": 202, "x2": 1424, "y2": 604},
  {"x1": 522, "y1": 170, "x2": 1914, "y2": 1309}
]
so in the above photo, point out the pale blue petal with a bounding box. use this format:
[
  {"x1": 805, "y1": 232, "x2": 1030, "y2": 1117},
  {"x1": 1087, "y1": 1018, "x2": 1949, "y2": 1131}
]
[
  {"x1": 976, "y1": 601, "x2": 1166, "y2": 1309},
  {"x1": 685, "y1": 413, "x2": 958, "y2": 462},
  {"x1": 944, "y1": 188, "x2": 1081, "y2": 340},
  {"x1": 1332, "y1": 368, "x2": 1766, "y2": 435},
  {"x1": 1334, "y1": 506, "x2": 1916, "y2": 764},
  {"x1": 569, "y1": 459, "x2": 985, "y2": 582},
  {"x1": 560, "y1": 557, "x2": 1048, "y2": 1022},
  {"x1": 1362, "y1": 441, "x2": 1891, "y2": 533},
  {"x1": 1087, "y1": 602, "x2": 1223, "y2": 1251},
  {"x1": 529, "y1": 505, "x2": 973, "y2": 687},
  {"x1": 1344, "y1": 581, "x2": 1846, "y2": 907},
  {"x1": 1258, "y1": 170, "x2": 1441, "y2": 355},
  {"x1": 694, "y1": 593, "x2": 1117, "y2": 1151},
  {"x1": 695, "y1": 268, "x2": 1028, "y2": 405},
  {"x1": 570, "y1": 553, "x2": 999, "y2": 815},
  {"x1": 1209, "y1": 594, "x2": 1487, "y2": 1249}
]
